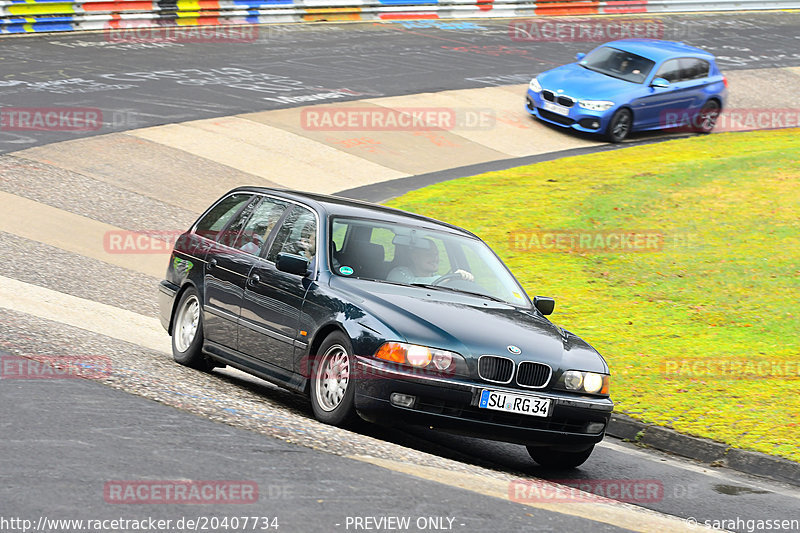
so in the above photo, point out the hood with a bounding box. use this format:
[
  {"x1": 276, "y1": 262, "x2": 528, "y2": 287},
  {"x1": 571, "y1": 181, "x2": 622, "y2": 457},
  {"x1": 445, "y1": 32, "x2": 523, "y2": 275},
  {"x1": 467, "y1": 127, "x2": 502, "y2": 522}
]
[
  {"x1": 538, "y1": 63, "x2": 639, "y2": 102},
  {"x1": 332, "y1": 278, "x2": 606, "y2": 373}
]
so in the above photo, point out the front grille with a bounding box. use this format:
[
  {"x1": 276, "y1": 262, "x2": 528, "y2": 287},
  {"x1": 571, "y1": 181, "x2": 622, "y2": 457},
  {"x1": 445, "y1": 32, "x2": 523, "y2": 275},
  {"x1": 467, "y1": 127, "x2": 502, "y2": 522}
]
[
  {"x1": 538, "y1": 109, "x2": 575, "y2": 126},
  {"x1": 542, "y1": 90, "x2": 575, "y2": 108},
  {"x1": 557, "y1": 95, "x2": 575, "y2": 107},
  {"x1": 478, "y1": 355, "x2": 514, "y2": 384},
  {"x1": 517, "y1": 362, "x2": 552, "y2": 388}
]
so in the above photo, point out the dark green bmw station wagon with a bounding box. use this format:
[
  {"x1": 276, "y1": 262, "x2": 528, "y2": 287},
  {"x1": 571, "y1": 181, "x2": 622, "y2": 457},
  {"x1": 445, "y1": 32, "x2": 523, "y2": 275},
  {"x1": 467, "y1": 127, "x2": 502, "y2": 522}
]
[{"x1": 159, "y1": 187, "x2": 613, "y2": 469}]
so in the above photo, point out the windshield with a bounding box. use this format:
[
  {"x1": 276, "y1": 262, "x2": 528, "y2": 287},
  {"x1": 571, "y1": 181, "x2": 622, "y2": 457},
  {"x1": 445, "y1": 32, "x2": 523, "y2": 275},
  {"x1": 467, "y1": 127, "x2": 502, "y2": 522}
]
[
  {"x1": 579, "y1": 46, "x2": 654, "y2": 84},
  {"x1": 329, "y1": 217, "x2": 530, "y2": 307}
]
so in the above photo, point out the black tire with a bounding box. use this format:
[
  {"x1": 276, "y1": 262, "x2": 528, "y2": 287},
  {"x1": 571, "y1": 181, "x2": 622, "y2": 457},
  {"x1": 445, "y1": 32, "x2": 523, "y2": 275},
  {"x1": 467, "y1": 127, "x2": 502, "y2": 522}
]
[
  {"x1": 309, "y1": 331, "x2": 358, "y2": 426},
  {"x1": 693, "y1": 100, "x2": 720, "y2": 134},
  {"x1": 605, "y1": 109, "x2": 632, "y2": 143},
  {"x1": 171, "y1": 287, "x2": 215, "y2": 372},
  {"x1": 527, "y1": 445, "x2": 595, "y2": 470}
]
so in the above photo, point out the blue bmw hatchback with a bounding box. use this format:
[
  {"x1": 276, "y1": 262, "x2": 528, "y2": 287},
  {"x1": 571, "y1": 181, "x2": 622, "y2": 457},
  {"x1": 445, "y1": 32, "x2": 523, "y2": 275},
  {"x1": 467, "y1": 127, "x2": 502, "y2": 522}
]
[{"x1": 526, "y1": 39, "x2": 728, "y2": 142}]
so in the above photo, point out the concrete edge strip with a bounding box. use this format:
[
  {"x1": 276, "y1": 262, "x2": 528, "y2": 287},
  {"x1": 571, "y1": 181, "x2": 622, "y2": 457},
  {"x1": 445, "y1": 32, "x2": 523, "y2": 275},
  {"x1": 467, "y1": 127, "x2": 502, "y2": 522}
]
[
  {"x1": 348, "y1": 455, "x2": 714, "y2": 532},
  {"x1": 0, "y1": 274, "x2": 169, "y2": 355},
  {"x1": 0, "y1": 190, "x2": 167, "y2": 279}
]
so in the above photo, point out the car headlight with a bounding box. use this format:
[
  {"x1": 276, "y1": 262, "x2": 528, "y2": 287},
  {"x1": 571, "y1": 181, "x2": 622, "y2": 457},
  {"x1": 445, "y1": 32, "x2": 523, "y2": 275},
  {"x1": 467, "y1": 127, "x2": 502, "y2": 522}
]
[
  {"x1": 560, "y1": 370, "x2": 610, "y2": 395},
  {"x1": 528, "y1": 78, "x2": 542, "y2": 93},
  {"x1": 374, "y1": 342, "x2": 465, "y2": 375},
  {"x1": 563, "y1": 370, "x2": 583, "y2": 390},
  {"x1": 583, "y1": 372, "x2": 604, "y2": 393},
  {"x1": 578, "y1": 100, "x2": 615, "y2": 112}
]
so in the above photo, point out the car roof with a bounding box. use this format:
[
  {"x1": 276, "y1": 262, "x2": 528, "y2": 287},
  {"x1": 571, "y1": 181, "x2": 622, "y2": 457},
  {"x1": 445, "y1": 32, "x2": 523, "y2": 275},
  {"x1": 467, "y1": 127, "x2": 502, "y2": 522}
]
[
  {"x1": 228, "y1": 186, "x2": 479, "y2": 238},
  {"x1": 600, "y1": 39, "x2": 715, "y2": 62}
]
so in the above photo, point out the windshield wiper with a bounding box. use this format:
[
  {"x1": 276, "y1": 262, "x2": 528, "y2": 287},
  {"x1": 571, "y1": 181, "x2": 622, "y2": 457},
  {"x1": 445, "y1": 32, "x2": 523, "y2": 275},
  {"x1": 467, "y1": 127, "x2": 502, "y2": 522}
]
[{"x1": 409, "y1": 283, "x2": 509, "y2": 304}]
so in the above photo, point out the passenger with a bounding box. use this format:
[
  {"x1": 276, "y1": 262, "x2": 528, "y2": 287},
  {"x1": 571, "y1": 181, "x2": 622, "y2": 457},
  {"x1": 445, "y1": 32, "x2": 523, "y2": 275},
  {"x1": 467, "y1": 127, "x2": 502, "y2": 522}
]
[
  {"x1": 284, "y1": 221, "x2": 316, "y2": 259},
  {"x1": 240, "y1": 229, "x2": 266, "y2": 255}
]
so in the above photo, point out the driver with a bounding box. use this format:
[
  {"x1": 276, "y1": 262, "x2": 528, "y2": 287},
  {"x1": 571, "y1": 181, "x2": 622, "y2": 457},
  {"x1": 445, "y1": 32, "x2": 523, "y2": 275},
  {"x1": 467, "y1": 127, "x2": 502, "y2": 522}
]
[{"x1": 387, "y1": 237, "x2": 473, "y2": 285}]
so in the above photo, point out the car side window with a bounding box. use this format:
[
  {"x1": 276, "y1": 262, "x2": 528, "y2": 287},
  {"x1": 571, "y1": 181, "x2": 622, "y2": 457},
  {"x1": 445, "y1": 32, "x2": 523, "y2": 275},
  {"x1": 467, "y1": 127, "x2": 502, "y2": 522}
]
[
  {"x1": 680, "y1": 58, "x2": 710, "y2": 80},
  {"x1": 267, "y1": 206, "x2": 317, "y2": 263},
  {"x1": 194, "y1": 194, "x2": 253, "y2": 241},
  {"x1": 655, "y1": 59, "x2": 683, "y2": 83},
  {"x1": 216, "y1": 195, "x2": 261, "y2": 248},
  {"x1": 232, "y1": 197, "x2": 289, "y2": 256},
  {"x1": 370, "y1": 228, "x2": 397, "y2": 262}
]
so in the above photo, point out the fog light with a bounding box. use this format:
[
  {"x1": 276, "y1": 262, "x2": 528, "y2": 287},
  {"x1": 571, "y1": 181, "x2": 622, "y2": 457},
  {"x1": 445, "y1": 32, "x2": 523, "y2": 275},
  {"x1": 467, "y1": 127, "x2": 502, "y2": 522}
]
[
  {"x1": 390, "y1": 393, "x2": 416, "y2": 408},
  {"x1": 592, "y1": 121, "x2": 600, "y2": 129},
  {"x1": 586, "y1": 421, "x2": 606, "y2": 434}
]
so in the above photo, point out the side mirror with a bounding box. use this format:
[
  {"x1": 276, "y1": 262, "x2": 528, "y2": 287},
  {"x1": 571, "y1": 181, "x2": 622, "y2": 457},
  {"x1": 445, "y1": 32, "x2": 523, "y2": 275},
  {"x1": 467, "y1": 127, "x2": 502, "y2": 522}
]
[
  {"x1": 575, "y1": 52, "x2": 586, "y2": 61},
  {"x1": 651, "y1": 77, "x2": 670, "y2": 89},
  {"x1": 534, "y1": 296, "x2": 555, "y2": 316},
  {"x1": 276, "y1": 252, "x2": 310, "y2": 276}
]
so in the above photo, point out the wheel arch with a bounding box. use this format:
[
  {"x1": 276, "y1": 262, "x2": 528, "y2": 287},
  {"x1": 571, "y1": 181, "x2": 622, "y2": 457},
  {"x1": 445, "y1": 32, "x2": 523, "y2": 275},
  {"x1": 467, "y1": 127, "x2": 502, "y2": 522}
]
[
  {"x1": 168, "y1": 280, "x2": 200, "y2": 335},
  {"x1": 704, "y1": 96, "x2": 723, "y2": 110},
  {"x1": 302, "y1": 322, "x2": 349, "y2": 394}
]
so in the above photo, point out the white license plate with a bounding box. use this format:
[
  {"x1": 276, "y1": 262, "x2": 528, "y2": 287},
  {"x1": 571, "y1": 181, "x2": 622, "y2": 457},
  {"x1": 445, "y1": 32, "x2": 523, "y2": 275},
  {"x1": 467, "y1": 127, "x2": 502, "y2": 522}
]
[
  {"x1": 479, "y1": 389, "x2": 551, "y2": 418},
  {"x1": 541, "y1": 101, "x2": 570, "y2": 116}
]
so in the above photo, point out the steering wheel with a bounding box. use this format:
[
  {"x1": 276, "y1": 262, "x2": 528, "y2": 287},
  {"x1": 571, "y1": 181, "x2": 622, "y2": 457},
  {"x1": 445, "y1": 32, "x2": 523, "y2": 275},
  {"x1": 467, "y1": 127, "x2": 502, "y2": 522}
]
[{"x1": 432, "y1": 273, "x2": 464, "y2": 286}]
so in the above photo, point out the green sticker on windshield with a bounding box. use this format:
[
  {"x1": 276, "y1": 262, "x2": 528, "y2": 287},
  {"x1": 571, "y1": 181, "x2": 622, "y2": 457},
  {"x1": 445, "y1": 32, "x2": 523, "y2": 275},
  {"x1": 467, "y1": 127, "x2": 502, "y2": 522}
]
[{"x1": 339, "y1": 266, "x2": 354, "y2": 276}]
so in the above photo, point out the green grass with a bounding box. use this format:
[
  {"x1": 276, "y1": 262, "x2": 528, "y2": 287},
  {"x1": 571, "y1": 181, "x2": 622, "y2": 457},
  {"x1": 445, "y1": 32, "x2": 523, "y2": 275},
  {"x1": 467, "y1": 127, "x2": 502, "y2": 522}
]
[{"x1": 386, "y1": 129, "x2": 800, "y2": 462}]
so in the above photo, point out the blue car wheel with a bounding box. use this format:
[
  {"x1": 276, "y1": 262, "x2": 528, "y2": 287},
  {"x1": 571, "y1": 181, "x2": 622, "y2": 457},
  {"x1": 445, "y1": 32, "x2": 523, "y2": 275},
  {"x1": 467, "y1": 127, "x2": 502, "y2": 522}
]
[
  {"x1": 606, "y1": 108, "x2": 632, "y2": 143},
  {"x1": 694, "y1": 100, "x2": 721, "y2": 134}
]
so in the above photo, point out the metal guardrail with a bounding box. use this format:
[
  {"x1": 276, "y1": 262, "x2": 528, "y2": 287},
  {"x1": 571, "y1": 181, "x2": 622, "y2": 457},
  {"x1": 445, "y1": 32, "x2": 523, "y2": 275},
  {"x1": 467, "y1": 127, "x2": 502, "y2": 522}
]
[{"x1": 1, "y1": 0, "x2": 799, "y2": 34}]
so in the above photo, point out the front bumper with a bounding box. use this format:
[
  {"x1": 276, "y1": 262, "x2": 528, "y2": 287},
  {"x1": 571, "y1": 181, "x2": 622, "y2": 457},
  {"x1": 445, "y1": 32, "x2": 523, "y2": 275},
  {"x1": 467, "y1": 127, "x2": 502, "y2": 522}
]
[
  {"x1": 353, "y1": 357, "x2": 613, "y2": 449},
  {"x1": 525, "y1": 89, "x2": 613, "y2": 134}
]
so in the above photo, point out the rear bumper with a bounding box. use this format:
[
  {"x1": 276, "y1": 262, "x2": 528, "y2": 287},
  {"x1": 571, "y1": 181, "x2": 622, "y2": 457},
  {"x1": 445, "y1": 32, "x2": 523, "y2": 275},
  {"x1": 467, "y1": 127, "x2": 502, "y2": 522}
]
[
  {"x1": 158, "y1": 280, "x2": 179, "y2": 333},
  {"x1": 353, "y1": 357, "x2": 612, "y2": 449}
]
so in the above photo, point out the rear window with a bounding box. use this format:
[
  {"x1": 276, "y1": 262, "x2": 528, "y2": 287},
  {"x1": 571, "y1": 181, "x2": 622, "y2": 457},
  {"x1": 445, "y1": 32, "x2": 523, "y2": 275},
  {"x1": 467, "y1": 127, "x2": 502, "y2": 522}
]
[
  {"x1": 681, "y1": 58, "x2": 710, "y2": 80},
  {"x1": 194, "y1": 194, "x2": 253, "y2": 241}
]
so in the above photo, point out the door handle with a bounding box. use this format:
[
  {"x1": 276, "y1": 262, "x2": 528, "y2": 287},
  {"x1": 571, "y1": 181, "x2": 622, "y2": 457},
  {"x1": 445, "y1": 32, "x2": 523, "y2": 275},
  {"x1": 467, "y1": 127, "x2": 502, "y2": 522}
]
[
  {"x1": 208, "y1": 258, "x2": 217, "y2": 269},
  {"x1": 249, "y1": 274, "x2": 261, "y2": 286}
]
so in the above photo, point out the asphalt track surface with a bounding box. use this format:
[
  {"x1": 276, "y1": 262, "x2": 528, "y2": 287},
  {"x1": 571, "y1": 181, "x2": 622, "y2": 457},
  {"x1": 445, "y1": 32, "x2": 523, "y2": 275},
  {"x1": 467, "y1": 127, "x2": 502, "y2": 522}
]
[{"x1": 2, "y1": 12, "x2": 800, "y2": 533}]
